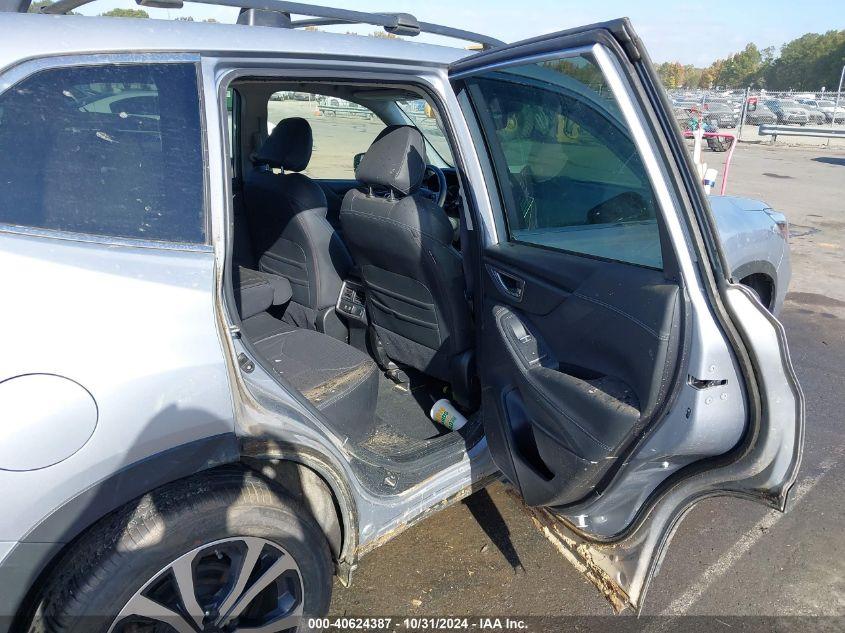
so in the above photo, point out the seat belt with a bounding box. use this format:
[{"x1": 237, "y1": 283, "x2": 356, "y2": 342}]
[{"x1": 457, "y1": 196, "x2": 476, "y2": 314}]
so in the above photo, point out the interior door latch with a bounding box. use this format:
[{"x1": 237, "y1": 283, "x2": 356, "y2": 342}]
[
  {"x1": 487, "y1": 265, "x2": 525, "y2": 301},
  {"x1": 688, "y1": 375, "x2": 727, "y2": 389},
  {"x1": 238, "y1": 353, "x2": 255, "y2": 373}
]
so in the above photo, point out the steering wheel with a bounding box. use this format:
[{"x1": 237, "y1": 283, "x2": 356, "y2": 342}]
[
  {"x1": 421, "y1": 164, "x2": 448, "y2": 208},
  {"x1": 586, "y1": 192, "x2": 650, "y2": 224}
]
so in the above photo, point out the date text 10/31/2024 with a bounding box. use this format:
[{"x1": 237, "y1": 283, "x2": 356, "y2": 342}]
[{"x1": 307, "y1": 618, "x2": 530, "y2": 630}]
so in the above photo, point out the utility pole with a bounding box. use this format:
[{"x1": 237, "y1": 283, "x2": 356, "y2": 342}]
[
  {"x1": 828, "y1": 63, "x2": 845, "y2": 147},
  {"x1": 737, "y1": 86, "x2": 750, "y2": 142}
]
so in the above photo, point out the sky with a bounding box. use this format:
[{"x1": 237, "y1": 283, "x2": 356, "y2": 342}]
[{"x1": 75, "y1": 0, "x2": 845, "y2": 67}]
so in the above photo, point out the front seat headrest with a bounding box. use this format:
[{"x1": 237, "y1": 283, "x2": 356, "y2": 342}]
[
  {"x1": 356, "y1": 125, "x2": 427, "y2": 196},
  {"x1": 253, "y1": 117, "x2": 313, "y2": 172}
]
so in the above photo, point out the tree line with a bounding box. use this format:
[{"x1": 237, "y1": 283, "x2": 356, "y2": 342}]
[{"x1": 657, "y1": 29, "x2": 845, "y2": 91}]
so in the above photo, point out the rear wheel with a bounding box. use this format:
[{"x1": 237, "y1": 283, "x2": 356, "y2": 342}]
[{"x1": 30, "y1": 469, "x2": 333, "y2": 633}]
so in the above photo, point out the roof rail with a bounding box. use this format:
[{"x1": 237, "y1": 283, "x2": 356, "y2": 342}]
[{"x1": 32, "y1": 0, "x2": 505, "y2": 49}]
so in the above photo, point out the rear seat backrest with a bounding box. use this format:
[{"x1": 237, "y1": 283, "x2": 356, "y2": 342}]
[{"x1": 243, "y1": 117, "x2": 353, "y2": 330}]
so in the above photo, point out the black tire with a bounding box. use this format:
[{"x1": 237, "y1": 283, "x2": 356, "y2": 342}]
[
  {"x1": 741, "y1": 275, "x2": 774, "y2": 313},
  {"x1": 30, "y1": 468, "x2": 333, "y2": 633}
]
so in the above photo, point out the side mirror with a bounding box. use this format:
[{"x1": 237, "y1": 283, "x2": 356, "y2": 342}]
[{"x1": 353, "y1": 152, "x2": 365, "y2": 171}]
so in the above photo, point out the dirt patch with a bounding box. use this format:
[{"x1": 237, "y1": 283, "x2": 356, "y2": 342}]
[
  {"x1": 303, "y1": 363, "x2": 373, "y2": 404},
  {"x1": 362, "y1": 424, "x2": 413, "y2": 452}
]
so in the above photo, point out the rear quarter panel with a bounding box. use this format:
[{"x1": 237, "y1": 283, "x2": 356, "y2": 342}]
[{"x1": 0, "y1": 231, "x2": 234, "y2": 542}]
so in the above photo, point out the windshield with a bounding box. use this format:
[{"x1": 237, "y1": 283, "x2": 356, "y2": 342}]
[
  {"x1": 817, "y1": 100, "x2": 835, "y2": 107},
  {"x1": 396, "y1": 99, "x2": 454, "y2": 168}
]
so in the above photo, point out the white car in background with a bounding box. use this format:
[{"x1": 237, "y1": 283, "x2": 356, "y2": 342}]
[{"x1": 798, "y1": 99, "x2": 845, "y2": 123}]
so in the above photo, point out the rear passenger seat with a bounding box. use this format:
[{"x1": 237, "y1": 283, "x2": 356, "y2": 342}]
[{"x1": 233, "y1": 266, "x2": 379, "y2": 432}]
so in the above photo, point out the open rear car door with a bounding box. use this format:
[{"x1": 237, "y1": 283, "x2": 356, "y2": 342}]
[{"x1": 449, "y1": 19, "x2": 803, "y2": 611}]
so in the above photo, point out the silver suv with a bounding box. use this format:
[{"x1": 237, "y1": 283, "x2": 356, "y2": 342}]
[{"x1": 0, "y1": 2, "x2": 803, "y2": 631}]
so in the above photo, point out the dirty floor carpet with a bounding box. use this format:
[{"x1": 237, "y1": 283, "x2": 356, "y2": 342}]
[{"x1": 355, "y1": 370, "x2": 454, "y2": 457}]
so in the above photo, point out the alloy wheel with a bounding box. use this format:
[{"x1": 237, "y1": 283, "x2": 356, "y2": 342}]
[{"x1": 109, "y1": 536, "x2": 303, "y2": 633}]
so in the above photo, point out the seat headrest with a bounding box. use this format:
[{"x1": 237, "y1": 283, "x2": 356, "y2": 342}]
[
  {"x1": 356, "y1": 125, "x2": 427, "y2": 196},
  {"x1": 254, "y1": 117, "x2": 312, "y2": 172}
]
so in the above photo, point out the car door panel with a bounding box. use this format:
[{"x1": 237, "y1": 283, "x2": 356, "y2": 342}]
[
  {"x1": 451, "y1": 18, "x2": 802, "y2": 611},
  {"x1": 482, "y1": 243, "x2": 681, "y2": 506},
  {"x1": 518, "y1": 287, "x2": 802, "y2": 613}
]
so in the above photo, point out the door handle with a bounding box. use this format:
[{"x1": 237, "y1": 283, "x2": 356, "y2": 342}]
[{"x1": 488, "y1": 266, "x2": 525, "y2": 301}]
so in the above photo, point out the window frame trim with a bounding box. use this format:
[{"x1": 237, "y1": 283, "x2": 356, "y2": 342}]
[
  {"x1": 0, "y1": 52, "x2": 211, "y2": 252},
  {"x1": 263, "y1": 89, "x2": 386, "y2": 181}
]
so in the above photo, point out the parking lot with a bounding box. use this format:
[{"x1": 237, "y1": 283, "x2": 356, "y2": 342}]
[{"x1": 328, "y1": 142, "x2": 845, "y2": 622}]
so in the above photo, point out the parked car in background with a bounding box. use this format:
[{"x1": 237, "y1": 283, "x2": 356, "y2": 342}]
[
  {"x1": 725, "y1": 97, "x2": 743, "y2": 116},
  {"x1": 708, "y1": 196, "x2": 791, "y2": 314},
  {"x1": 765, "y1": 99, "x2": 809, "y2": 124},
  {"x1": 317, "y1": 96, "x2": 375, "y2": 119},
  {"x1": 702, "y1": 97, "x2": 730, "y2": 109},
  {"x1": 674, "y1": 100, "x2": 702, "y2": 110},
  {"x1": 744, "y1": 102, "x2": 777, "y2": 125},
  {"x1": 674, "y1": 106, "x2": 717, "y2": 130},
  {"x1": 798, "y1": 99, "x2": 845, "y2": 123},
  {"x1": 78, "y1": 89, "x2": 159, "y2": 118},
  {"x1": 795, "y1": 103, "x2": 826, "y2": 125},
  {"x1": 703, "y1": 101, "x2": 739, "y2": 127}
]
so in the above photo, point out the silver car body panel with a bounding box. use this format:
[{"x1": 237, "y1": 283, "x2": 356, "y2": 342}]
[
  {"x1": 709, "y1": 194, "x2": 791, "y2": 313},
  {"x1": 529, "y1": 285, "x2": 803, "y2": 611},
  {"x1": 0, "y1": 230, "x2": 234, "y2": 543}
]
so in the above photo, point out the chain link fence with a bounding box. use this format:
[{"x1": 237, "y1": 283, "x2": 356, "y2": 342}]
[{"x1": 666, "y1": 88, "x2": 845, "y2": 143}]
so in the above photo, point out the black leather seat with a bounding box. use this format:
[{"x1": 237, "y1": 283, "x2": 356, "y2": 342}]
[
  {"x1": 243, "y1": 117, "x2": 352, "y2": 330},
  {"x1": 339, "y1": 126, "x2": 475, "y2": 405}
]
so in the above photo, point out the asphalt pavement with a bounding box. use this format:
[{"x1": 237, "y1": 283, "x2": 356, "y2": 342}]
[{"x1": 328, "y1": 143, "x2": 845, "y2": 624}]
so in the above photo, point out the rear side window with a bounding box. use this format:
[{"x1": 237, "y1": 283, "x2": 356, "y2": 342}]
[
  {"x1": 267, "y1": 92, "x2": 386, "y2": 179},
  {"x1": 464, "y1": 53, "x2": 663, "y2": 269},
  {"x1": 0, "y1": 63, "x2": 205, "y2": 243}
]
